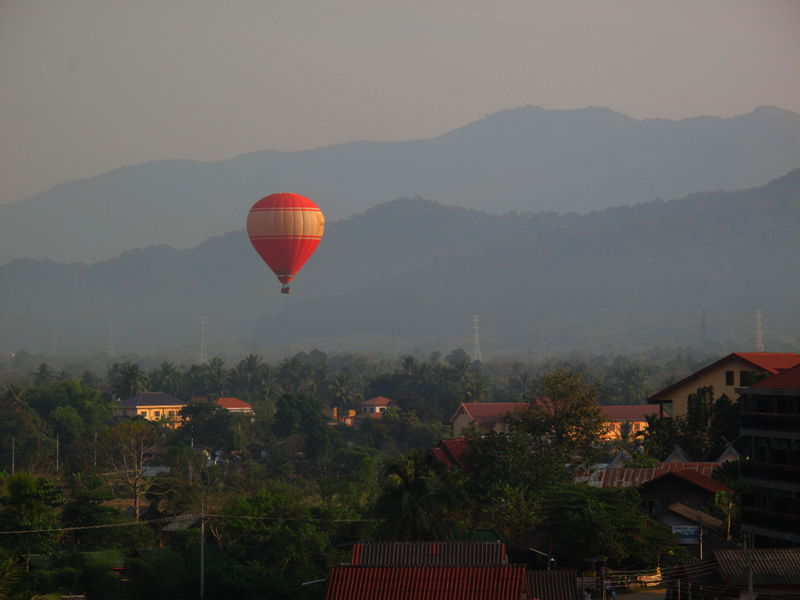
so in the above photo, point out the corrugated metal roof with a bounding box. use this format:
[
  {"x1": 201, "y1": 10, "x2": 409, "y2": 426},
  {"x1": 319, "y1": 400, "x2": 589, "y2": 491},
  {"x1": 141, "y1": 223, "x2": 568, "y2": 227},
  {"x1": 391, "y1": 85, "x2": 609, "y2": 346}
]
[
  {"x1": 325, "y1": 565, "x2": 528, "y2": 600},
  {"x1": 665, "y1": 503, "x2": 722, "y2": 529},
  {"x1": 714, "y1": 548, "x2": 800, "y2": 586},
  {"x1": 527, "y1": 569, "x2": 581, "y2": 600},
  {"x1": 575, "y1": 463, "x2": 719, "y2": 488},
  {"x1": 351, "y1": 542, "x2": 507, "y2": 566}
]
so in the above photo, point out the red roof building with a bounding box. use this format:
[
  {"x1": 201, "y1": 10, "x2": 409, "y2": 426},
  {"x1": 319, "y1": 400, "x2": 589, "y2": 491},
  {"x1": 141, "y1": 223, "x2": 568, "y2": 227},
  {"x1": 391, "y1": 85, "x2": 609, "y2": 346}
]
[
  {"x1": 646, "y1": 352, "x2": 800, "y2": 417},
  {"x1": 451, "y1": 402, "x2": 528, "y2": 437},
  {"x1": 639, "y1": 469, "x2": 732, "y2": 515},
  {"x1": 325, "y1": 565, "x2": 528, "y2": 600},
  {"x1": 428, "y1": 438, "x2": 468, "y2": 469},
  {"x1": 214, "y1": 397, "x2": 254, "y2": 414}
]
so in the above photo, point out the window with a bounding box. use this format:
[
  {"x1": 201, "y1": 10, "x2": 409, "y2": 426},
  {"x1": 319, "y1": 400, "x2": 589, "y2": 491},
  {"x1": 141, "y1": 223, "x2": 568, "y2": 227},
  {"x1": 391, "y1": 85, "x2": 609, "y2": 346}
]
[
  {"x1": 140, "y1": 410, "x2": 148, "y2": 417},
  {"x1": 725, "y1": 371, "x2": 734, "y2": 386},
  {"x1": 154, "y1": 410, "x2": 161, "y2": 417}
]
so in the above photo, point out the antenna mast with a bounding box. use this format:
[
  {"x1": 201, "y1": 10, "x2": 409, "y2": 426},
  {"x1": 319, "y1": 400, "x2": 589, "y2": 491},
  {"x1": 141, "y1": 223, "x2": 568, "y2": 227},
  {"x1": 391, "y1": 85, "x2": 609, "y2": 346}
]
[{"x1": 472, "y1": 315, "x2": 482, "y2": 362}]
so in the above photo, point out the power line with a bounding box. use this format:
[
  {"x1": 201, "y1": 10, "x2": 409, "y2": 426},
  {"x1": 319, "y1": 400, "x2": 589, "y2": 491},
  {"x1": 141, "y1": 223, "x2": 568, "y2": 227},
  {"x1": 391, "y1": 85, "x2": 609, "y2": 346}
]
[{"x1": 0, "y1": 512, "x2": 381, "y2": 536}]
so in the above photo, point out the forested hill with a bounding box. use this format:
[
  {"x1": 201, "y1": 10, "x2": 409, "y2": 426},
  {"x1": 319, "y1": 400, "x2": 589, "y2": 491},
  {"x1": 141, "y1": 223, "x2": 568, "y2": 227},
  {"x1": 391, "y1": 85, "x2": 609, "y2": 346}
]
[
  {"x1": 1, "y1": 170, "x2": 799, "y2": 357},
  {"x1": 2, "y1": 105, "x2": 799, "y2": 263}
]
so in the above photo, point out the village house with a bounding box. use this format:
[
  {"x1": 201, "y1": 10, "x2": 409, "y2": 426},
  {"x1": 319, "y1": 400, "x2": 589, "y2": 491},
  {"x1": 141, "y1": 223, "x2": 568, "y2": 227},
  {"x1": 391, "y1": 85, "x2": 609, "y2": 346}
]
[
  {"x1": 646, "y1": 352, "x2": 800, "y2": 418},
  {"x1": 214, "y1": 396, "x2": 254, "y2": 415},
  {"x1": 639, "y1": 469, "x2": 732, "y2": 516},
  {"x1": 450, "y1": 402, "x2": 528, "y2": 437},
  {"x1": 112, "y1": 392, "x2": 187, "y2": 427}
]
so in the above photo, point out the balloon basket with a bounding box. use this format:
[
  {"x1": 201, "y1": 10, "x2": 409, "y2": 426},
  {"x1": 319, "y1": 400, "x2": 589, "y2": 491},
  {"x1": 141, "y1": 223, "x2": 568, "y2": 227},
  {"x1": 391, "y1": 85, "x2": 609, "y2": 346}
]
[{"x1": 281, "y1": 285, "x2": 291, "y2": 294}]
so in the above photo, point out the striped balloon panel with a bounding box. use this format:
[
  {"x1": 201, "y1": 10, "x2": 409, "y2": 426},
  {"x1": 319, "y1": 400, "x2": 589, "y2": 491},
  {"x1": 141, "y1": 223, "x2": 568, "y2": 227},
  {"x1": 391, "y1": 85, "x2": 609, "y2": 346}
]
[{"x1": 247, "y1": 193, "x2": 325, "y2": 284}]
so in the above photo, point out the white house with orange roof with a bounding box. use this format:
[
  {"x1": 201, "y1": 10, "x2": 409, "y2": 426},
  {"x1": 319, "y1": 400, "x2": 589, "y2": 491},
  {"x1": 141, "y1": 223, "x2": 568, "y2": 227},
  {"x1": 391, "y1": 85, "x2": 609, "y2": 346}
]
[{"x1": 647, "y1": 352, "x2": 800, "y2": 418}]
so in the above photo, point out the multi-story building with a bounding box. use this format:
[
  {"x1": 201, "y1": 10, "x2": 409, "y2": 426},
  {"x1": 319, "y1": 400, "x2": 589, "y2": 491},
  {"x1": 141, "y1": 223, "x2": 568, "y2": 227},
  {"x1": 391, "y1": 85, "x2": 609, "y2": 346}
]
[{"x1": 737, "y1": 363, "x2": 800, "y2": 546}]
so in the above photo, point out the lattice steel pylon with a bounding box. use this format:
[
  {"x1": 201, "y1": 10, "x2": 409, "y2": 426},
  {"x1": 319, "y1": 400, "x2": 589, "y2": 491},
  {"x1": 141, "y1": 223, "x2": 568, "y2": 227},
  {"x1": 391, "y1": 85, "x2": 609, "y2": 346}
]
[
  {"x1": 472, "y1": 315, "x2": 482, "y2": 362},
  {"x1": 755, "y1": 310, "x2": 764, "y2": 352},
  {"x1": 200, "y1": 316, "x2": 208, "y2": 363}
]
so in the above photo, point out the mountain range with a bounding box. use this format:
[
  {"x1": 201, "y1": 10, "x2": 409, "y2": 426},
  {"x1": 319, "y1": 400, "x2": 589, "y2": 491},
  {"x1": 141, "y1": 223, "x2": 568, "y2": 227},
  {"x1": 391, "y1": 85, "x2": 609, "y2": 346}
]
[
  {"x1": 1, "y1": 105, "x2": 799, "y2": 264},
  {"x1": 2, "y1": 170, "x2": 799, "y2": 358}
]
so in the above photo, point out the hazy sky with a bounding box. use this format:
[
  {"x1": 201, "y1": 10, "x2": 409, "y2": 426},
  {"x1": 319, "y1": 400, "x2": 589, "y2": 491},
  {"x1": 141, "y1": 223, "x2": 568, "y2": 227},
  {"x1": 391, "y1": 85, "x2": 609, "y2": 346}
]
[{"x1": 1, "y1": 0, "x2": 799, "y2": 205}]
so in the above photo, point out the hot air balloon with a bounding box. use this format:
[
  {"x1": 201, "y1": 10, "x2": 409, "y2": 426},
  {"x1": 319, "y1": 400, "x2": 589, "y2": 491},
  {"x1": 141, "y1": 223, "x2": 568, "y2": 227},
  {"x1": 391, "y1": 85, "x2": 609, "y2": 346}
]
[{"x1": 247, "y1": 193, "x2": 325, "y2": 293}]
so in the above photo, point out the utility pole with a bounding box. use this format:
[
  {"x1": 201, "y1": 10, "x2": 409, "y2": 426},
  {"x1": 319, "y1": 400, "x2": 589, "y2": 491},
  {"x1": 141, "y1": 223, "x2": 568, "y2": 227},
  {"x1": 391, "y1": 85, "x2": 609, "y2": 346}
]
[
  {"x1": 472, "y1": 315, "x2": 482, "y2": 362},
  {"x1": 200, "y1": 501, "x2": 206, "y2": 599}
]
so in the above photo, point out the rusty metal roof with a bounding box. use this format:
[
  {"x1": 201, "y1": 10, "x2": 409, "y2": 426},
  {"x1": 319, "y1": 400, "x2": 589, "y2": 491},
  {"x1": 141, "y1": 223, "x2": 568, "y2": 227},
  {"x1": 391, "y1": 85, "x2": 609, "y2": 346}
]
[
  {"x1": 714, "y1": 548, "x2": 800, "y2": 586},
  {"x1": 325, "y1": 565, "x2": 528, "y2": 600},
  {"x1": 527, "y1": 569, "x2": 581, "y2": 600},
  {"x1": 351, "y1": 541, "x2": 507, "y2": 566}
]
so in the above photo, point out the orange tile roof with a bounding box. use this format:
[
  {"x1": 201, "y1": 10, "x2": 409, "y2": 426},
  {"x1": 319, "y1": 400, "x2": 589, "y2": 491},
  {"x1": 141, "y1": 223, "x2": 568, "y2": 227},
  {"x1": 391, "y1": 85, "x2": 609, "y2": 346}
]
[
  {"x1": 215, "y1": 397, "x2": 253, "y2": 410},
  {"x1": 750, "y1": 363, "x2": 800, "y2": 390},
  {"x1": 360, "y1": 396, "x2": 394, "y2": 406},
  {"x1": 429, "y1": 439, "x2": 468, "y2": 468},
  {"x1": 733, "y1": 352, "x2": 800, "y2": 373}
]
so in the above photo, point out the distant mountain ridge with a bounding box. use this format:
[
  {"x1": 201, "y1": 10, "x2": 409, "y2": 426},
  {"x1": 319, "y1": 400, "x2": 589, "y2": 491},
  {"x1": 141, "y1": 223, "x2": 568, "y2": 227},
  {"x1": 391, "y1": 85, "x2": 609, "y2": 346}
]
[
  {"x1": 1, "y1": 170, "x2": 798, "y2": 357},
  {"x1": 1, "y1": 105, "x2": 799, "y2": 263}
]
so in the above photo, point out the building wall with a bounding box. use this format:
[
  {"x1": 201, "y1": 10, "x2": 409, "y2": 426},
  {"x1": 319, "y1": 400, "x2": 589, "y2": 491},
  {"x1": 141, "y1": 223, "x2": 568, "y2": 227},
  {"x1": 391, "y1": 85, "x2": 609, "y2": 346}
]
[
  {"x1": 656, "y1": 357, "x2": 763, "y2": 417},
  {"x1": 739, "y1": 389, "x2": 800, "y2": 546}
]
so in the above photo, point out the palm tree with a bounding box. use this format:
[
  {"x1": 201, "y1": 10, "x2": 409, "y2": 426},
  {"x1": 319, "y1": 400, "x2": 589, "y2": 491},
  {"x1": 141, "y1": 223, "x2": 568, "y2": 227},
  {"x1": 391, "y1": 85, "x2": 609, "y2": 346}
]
[
  {"x1": 109, "y1": 361, "x2": 148, "y2": 398},
  {"x1": 148, "y1": 361, "x2": 183, "y2": 396},
  {"x1": 376, "y1": 453, "x2": 454, "y2": 540}
]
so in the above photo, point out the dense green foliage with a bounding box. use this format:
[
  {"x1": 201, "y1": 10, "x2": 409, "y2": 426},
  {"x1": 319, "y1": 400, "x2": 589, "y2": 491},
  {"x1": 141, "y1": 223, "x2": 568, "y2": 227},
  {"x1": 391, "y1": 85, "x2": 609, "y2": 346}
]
[{"x1": 0, "y1": 350, "x2": 731, "y2": 598}]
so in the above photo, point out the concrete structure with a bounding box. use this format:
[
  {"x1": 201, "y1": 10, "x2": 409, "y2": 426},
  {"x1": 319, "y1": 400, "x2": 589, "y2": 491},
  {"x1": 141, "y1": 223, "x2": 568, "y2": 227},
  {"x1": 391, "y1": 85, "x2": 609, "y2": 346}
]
[{"x1": 737, "y1": 363, "x2": 800, "y2": 546}]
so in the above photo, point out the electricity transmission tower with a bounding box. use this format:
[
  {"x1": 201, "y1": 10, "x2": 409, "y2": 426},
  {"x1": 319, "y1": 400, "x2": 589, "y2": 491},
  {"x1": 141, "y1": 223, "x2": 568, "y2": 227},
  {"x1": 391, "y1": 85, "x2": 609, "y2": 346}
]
[
  {"x1": 200, "y1": 317, "x2": 208, "y2": 363},
  {"x1": 755, "y1": 310, "x2": 764, "y2": 352},
  {"x1": 472, "y1": 315, "x2": 482, "y2": 362}
]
